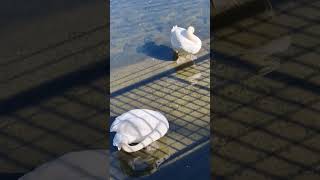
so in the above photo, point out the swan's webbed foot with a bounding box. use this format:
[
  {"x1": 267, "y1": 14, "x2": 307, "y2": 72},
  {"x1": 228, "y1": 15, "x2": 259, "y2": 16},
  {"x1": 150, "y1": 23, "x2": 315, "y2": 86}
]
[
  {"x1": 176, "y1": 56, "x2": 187, "y2": 64},
  {"x1": 186, "y1": 54, "x2": 197, "y2": 61},
  {"x1": 190, "y1": 54, "x2": 197, "y2": 61}
]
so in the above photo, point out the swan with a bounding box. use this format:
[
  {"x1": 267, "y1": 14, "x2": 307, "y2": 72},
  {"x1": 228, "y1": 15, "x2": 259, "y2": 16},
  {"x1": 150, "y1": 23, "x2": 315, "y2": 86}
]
[
  {"x1": 110, "y1": 109, "x2": 169, "y2": 153},
  {"x1": 171, "y1": 25, "x2": 202, "y2": 63}
]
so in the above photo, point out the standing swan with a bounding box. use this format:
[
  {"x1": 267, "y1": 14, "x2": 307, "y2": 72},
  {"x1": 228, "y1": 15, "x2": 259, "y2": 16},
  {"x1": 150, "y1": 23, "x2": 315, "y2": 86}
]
[
  {"x1": 171, "y1": 25, "x2": 202, "y2": 63},
  {"x1": 111, "y1": 109, "x2": 169, "y2": 153}
]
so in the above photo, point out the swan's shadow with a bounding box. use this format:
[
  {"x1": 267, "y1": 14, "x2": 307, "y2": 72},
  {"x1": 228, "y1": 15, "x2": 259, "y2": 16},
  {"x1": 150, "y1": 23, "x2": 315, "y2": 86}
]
[
  {"x1": 137, "y1": 41, "x2": 176, "y2": 61},
  {"x1": 110, "y1": 116, "x2": 118, "y2": 152}
]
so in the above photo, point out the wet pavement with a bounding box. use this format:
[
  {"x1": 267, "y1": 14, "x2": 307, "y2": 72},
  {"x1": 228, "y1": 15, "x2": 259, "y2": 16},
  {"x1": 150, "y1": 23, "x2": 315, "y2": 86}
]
[{"x1": 110, "y1": 39, "x2": 210, "y2": 179}]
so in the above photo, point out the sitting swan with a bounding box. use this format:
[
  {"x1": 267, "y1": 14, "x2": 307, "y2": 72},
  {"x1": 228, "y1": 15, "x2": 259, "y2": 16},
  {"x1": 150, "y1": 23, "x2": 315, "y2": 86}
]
[
  {"x1": 111, "y1": 109, "x2": 169, "y2": 153},
  {"x1": 171, "y1": 25, "x2": 202, "y2": 63}
]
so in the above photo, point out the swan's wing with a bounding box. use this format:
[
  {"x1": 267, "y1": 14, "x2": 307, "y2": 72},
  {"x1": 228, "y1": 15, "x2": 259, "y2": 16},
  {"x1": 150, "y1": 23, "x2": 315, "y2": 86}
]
[
  {"x1": 181, "y1": 40, "x2": 197, "y2": 53},
  {"x1": 181, "y1": 40, "x2": 201, "y2": 54},
  {"x1": 112, "y1": 109, "x2": 168, "y2": 137},
  {"x1": 130, "y1": 109, "x2": 166, "y2": 128},
  {"x1": 171, "y1": 30, "x2": 183, "y2": 50},
  {"x1": 171, "y1": 27, "x2": 187, "y2": 50},
  {"x1": 111, "y1": 109, "x2": 154, "y2": 134},
  {"x1": 140, "y1": 109, "x2": 169, "y2": 128},
  {"x1": 110, "y1": 117, "x2": 123, "y2": 132},
  {"x1": 179, "y1": 31, "x2": 203, "y2": 54},
  {"x1": 171, "y1": 29, "x2": 201, "y2": 54},
  {"x1": 110, "y1": 111, "x2": 134, "y2": 132},
  {"x1": 117, "y1": 121, "x2": 145, "y2": 140},
  {"x1": 113, "y1": 118, "x2": 153, "y2": 143}
]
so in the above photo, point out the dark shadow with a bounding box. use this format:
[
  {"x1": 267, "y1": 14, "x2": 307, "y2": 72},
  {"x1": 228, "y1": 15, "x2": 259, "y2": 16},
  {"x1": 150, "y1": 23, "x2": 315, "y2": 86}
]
[
  {"x1": 0, "y1": 173, "x2": 24, "y2": 180},
  {"x1": 214, "y1": 176, "x2": 225, "y2": 180},
  {"x1": 136, "y1": 41, "x2": 176, "y2": 61},
  {"x1": 0, "y1": 0, "x2": 96, "y2": 28},
  {"x1": 109, "y1": 116, "x2": 118, "y2": 152},
  {"x1": 111, "y1": 53, "x2": 209, "y2": 98},
  {"x1": 0, "y1": 59, "x2": 107, "y2": 116}
]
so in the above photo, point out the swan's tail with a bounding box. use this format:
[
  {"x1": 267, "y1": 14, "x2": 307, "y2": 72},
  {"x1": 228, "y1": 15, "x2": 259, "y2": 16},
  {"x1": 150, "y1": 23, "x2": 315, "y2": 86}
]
[{"x1": 171, "y1": 25, "x2": 178, "y2": 32}]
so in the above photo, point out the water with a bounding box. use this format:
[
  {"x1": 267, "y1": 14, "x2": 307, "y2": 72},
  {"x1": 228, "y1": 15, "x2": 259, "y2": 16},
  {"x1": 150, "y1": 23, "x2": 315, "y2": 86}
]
[{"x1": 110, "y1": 0, "x2": 210, "y2": 71}]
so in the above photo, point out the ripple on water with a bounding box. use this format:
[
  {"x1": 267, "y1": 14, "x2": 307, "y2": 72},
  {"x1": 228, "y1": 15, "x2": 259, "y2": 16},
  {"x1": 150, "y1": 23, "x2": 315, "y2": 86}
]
[{"x1": 110, "y1": 0, "x2": 209, "y2": 70}]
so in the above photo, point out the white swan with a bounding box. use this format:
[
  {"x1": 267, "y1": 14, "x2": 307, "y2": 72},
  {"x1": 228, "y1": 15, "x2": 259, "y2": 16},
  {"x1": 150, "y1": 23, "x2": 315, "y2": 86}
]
[
  {"x1": 110, "y1": 109, "x2": 169, "y2": 153},
  {"x1": 171, "y1": 25, "x2": 202, "y2": 63}
]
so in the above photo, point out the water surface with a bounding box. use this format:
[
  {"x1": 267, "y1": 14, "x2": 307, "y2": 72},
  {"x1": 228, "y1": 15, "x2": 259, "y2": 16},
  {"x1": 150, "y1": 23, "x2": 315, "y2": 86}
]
[{"x1": 110, "y1": 0, "x2": 210, "y2": 71}]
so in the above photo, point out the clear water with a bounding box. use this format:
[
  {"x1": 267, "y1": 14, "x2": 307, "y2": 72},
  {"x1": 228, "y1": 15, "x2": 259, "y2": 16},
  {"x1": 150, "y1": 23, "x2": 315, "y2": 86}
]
[{"x1": 110, "y1": 0, "x2": 210, "y2": 71}]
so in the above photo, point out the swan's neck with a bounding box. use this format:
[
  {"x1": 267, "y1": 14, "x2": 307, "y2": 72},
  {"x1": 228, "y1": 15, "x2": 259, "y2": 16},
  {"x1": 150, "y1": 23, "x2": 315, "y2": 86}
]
[{"x1": 187, "y1": 31, "x2": 198, "y2": 43}]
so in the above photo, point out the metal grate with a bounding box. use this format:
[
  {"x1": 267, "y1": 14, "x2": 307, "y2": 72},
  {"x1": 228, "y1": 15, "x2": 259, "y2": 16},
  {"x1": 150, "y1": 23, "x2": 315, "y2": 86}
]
[
  {"x1": 110, "y1": 40, "x2": 210, "y2": 179},
  {"x1": 212, "y1": 0, "x2": 320, "y2": 179}
]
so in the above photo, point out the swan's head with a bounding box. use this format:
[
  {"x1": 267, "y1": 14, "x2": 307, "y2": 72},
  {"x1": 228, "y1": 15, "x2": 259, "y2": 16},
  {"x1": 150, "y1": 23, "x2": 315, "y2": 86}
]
[
  {"x1": 187, "y1": 26, "x2": 195, "y2": 34},
  {"x1": 113, "y1": 133, "x2": 129, "y2": 151}
]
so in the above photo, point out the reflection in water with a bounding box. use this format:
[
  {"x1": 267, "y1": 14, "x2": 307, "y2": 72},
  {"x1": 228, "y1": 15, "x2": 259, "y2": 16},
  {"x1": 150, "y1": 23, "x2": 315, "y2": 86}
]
[{"x1": 116, "y1": 141, "x2": 170, "y2": 177}]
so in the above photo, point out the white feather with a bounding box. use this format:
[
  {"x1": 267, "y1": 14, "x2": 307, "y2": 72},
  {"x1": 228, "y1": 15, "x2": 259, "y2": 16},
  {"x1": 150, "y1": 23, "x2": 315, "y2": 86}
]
[
  {"x1": 111, "y1": 109, "x2": 169, "y2": 152},
  {"x1": 171, "y1": 25, "x2": 202, "y2": 54}
]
